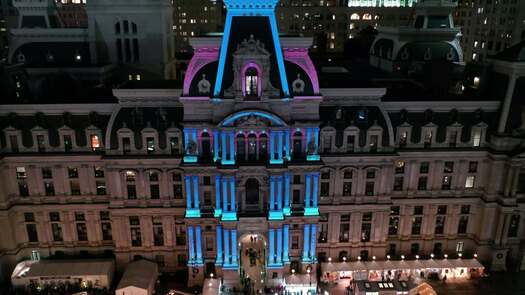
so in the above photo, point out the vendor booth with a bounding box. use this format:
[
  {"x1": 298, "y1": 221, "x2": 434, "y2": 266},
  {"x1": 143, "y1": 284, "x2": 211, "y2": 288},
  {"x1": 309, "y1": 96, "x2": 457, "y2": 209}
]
[
  {"x1": 321, "y1": 258, "x2": 484, "y2": 283},
  {"x1": 11, "y1": 259, "x2": 114, "y2": 290},
  {"x1": 115, "y1": 260, "x2": 158, "y2": 295},
  {"x1": 354, "y1": 280, "x2": 416, "y2": 295},
  {"x1": 284, "y1": 274, "x2": 317, "y2": 295}
]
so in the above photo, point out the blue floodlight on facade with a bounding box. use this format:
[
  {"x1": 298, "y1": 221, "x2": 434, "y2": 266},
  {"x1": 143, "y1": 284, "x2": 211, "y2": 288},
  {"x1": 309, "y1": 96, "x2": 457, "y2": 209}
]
[
  {"x1": 304, "y1": 207, "x2": 320, "y2": 216},
  {"x1": 268, "y1": 210, "x2": 284, "y2": 220},
  {"x1": 221, "y1": 211, "x2": 237, "y2": 221},
  {"x1": 213, "y1": 0, "x2": 290, "y2": 98},
  {"x1": 185, "y1": 208, "x2": 201, "y2": 218}
]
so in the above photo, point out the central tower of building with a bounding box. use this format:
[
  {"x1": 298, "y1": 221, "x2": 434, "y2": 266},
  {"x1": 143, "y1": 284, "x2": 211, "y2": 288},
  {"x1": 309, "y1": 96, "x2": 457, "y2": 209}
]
[{"x1": 181, "y1": 0, "x2": 322, "y2": 291}]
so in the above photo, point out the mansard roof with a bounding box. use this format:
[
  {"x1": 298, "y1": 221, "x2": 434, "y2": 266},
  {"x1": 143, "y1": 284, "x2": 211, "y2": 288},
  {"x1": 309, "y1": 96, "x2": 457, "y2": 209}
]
[
  {"x1": 108, "y1": 107, "x2": 183, "y2": 149},
  {"x1": 0, "y1": 112, "x2": 110, "y2": 149},
  {"x1": 217, "y1": 16, "x2": 283, "y2": 97},
  {"x1": 12, "y1": 42, "x2": 92, "y2": 67}
]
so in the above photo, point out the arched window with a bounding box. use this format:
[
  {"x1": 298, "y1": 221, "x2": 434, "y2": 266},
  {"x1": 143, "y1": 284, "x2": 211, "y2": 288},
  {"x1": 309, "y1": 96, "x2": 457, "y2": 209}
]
[
  {"x1": 363, "y1": 13, "x2": 372, "y2": 20},
  {"x1": 247, "y1": 133, "x2": 257, "y2": 161},
  {"x1": 237, "y1": 133, "x2": 245, "y2": 161},
  {"x1": 245, "y1": 178, "x2": 260, "y2": 206},
  {"x1": 350, "y1": 13, "x2": 360, "y2": 20},
  {"x1": 200, "y1": 132, "x2": 211, "y2": 160},
  {"x1": 148, "y1": 171, "x2": 160, "y2": 199},
  {"x1": 244, "y1": 67, "x2": 258, "y2": 98}
]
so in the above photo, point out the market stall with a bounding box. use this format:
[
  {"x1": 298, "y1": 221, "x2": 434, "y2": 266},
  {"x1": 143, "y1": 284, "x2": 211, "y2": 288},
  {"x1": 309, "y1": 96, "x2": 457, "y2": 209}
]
[
  {"x1": 11, "y1": 259, "x2": 114, "y2": 290},
  {"x1": 115, "y1": 260, "x2": 158, "y2": 295},
  {"x1": 284, "y1": 274, "x2": 316, "y2": 295},
  {"x1": 321, "y1": 258, "x2": 484, "y2": 283}
]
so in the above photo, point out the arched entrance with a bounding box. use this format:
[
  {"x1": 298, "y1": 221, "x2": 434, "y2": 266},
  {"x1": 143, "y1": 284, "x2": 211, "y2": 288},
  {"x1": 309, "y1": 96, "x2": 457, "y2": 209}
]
[
  {"x1": 245, "y1": 178, "x2": 260, "y2": 210},
  {"x1": 239, "y1": 233, "x2": 266, "y2": 294}
]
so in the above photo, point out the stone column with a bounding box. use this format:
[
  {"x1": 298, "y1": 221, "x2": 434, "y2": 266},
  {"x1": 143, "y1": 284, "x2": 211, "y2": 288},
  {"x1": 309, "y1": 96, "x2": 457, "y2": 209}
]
[
  {"x1": 229, "y1": 131, "x2": 235, "y2": 163},
  {"x1": 193, "y1": 176, "x2": 200, "y2": 209},
  {"x1": 163, "y1": 215, "x2": 174, "y2": 247},
  {"x1": 283, "y1": 224, "x2": 290, "y2": 263},
  {"x1": 231, "y1": 229, "x2": 238, "y2": 266},
  {"x1": 213, "y1": 129, "x2": 220, "y2": 162},
  {"x1": 196, "y1": 225, "x2": 203, "y2": 264},
  {"x1": 310, "y1": 224, "x2": 317, "y2": 260},
  {"x1": 431, "y1": 161, "x2": 443, "y2": 190},
  {"x1": 216, "y1": 224, "x2": 223, "y2": 265},
  {"x1": 269, "y1": 228, "x2": 275, "y2": 265},
  {"x1": 215, "y1": 175, "x2": 222, "y2": 217},
  {"x1": 284, "y1": 173, "x2": 291, "y2": 215},
  {"x1": 223, "y1": 229, "x2": 230, "y2": 266},
  {"x1": 302, "y1": 224, "x2": 310, "y2": 261},
  {"x1": 185, "y1": 176, "x2": 193, "y2": 209},
  {"x1": 188, "y1": 226, "x2": 195, "y2": 263},
  {"x1": 141, "y1": 216, "x2": 152, "y2": 248}
]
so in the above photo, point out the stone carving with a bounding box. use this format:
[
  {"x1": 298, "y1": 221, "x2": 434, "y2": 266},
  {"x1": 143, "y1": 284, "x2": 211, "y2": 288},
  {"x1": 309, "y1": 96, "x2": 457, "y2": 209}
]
[
  {"x1": 236, "y1": 34, "x2": 270, "y2": 56},
  {"x1": 292, "y1": 74, "x2": 305, "y2": 94},
  {"x1": 17, "y1": 52, "x2": 26, "y2": 63},
  {"x1": 46, "y1": 52, "x2": 54, "y2": 62},
  {"x1": 237, "y1": 114, "x2": 267, "y2": 127},
  {"x1": 336, "y1": 108, "x2": 342, "y2": 120},
  {"x1": 424, "y1": 48, "x2": 432, "y2": 61},
  {"x1": 197, "y1": 74, "x2": 211, "y2": 94},
  {"x1": 226, "y1": 34, "x2": 278, "y2": 98},
  {"x1": 446, "y1": 47, "x2": 455, "y2": 61}
]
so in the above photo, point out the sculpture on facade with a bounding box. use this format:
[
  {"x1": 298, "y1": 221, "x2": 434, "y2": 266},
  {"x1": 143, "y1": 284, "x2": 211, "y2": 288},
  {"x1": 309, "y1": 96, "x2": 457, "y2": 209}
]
[{"x1": 197, "y1": 74, "x2": 211, "y2": 94}]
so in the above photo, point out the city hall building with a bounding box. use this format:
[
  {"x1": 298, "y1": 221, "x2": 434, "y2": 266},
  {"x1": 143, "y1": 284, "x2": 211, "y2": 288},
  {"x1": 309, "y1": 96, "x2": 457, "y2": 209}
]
[{"x1": 1, "y1": 0, "x2": 525, "y2": 292}]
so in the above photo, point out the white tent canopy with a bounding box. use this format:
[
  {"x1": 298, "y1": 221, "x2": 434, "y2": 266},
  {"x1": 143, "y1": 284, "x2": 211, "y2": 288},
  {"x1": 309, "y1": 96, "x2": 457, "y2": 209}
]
[
  {"x1": 116, "y1": 260, "x2": 158, "y2": 295},
  {"x1": 11, "y1": 259, "x2": 114, "y2": 289},
  {"x1": 322, "y1": 258, "x2": 484, "y2": 273}
]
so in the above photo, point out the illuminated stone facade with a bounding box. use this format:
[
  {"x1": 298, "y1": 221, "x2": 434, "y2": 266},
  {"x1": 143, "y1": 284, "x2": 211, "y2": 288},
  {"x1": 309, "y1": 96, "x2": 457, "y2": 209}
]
[{"x1": 1, "y1": 0, "x2": 525, "y2": 292}]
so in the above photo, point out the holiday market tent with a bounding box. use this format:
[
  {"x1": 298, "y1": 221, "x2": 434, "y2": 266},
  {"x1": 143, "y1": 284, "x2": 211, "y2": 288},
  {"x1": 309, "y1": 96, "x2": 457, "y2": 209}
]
[
  {"x1": 321, "y1": 258, "x2": 484, "y2": 282},
  {"x1": 116, "y1": 260, "x2": 158, "y2": 295},
  {"x1": 11, "y1": 259, "x2": 114, "y2": 289},
  {"x1": 284, "y1": 274, "x2": 317, "y2": 294}
]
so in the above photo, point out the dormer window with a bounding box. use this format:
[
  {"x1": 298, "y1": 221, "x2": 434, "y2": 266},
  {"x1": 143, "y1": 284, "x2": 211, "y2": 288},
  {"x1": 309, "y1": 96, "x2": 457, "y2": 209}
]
[
  {"x1": 90, "y1": 135, "x2": 101, "y2": 151},
  {"x1": 244, "y1": 67, "x2": 258, "y2": 98}
]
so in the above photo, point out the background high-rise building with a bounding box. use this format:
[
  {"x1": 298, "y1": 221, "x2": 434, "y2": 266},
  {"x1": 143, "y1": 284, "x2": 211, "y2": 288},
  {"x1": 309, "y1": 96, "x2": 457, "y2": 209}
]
[
  {"x1": 173, "y1": 0, "x2": 225, "y2": 52},
  {"x1": 171, "y1": 0, "x2": 419, "y2": 53},
  {"x1": 0, "y1": 0, "x2": 18, "y2": 59},
  {"x1": 276, "y1": 0, "x2": 419, "y2": 52},
  {"x1": 55, "y1": 0, "x2": 88, "y2": 28},
  {"x1": 455, "y1": 0, "x2": 525, "y2": 63}
]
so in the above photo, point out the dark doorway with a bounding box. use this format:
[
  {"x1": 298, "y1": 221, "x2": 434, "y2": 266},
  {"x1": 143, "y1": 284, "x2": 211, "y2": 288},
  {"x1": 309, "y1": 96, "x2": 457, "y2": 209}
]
[{"x1": 201, "y1": 132, "x2": 211, "y2": 161}]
